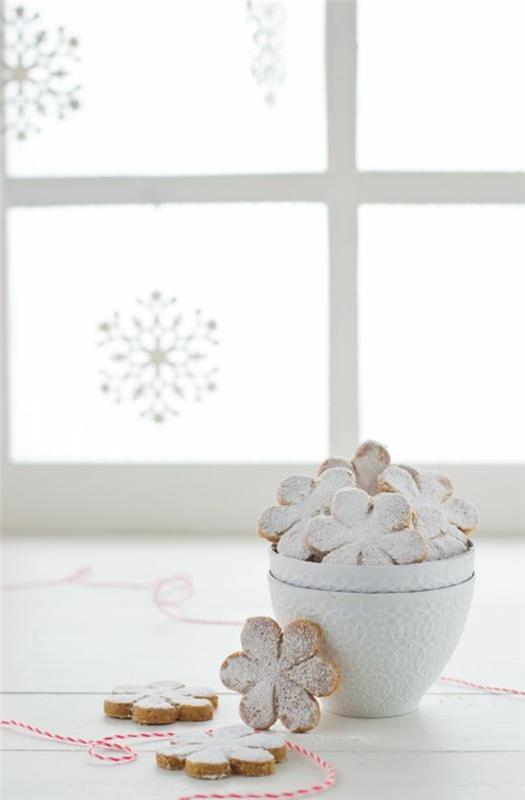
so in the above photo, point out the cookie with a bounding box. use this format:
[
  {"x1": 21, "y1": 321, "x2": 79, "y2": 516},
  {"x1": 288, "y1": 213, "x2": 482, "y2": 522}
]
[
  {"x1": 378, "y1": 465, "x2": 479, "y2": 560},
  {"x1": 306, "y1": 487, "x2": 426, "y2": 565},
  {"x1": 317, "y1": 439, "x2": 391, "y2": 496},
  {"x1": 220, "y1": 617, "x2": 339, "y2": 733},
  {"x1": 156, "y1": 724, "x2": 287, "y2": 779},
  {"x1": 104, "y1": 681, "x2": 218, "y2": 725},
  {"x1": 258, "y1": 468, "x2": 355, "y2": 560}
]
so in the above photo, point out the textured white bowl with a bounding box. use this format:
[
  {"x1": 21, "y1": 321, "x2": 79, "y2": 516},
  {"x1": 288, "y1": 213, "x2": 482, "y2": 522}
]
[
  {"x1": 268, "y1": 572, "x2": 475, "y2": 718},
  {"x1": 269, "y1": 544, "x2": 475, "y2": 593}
]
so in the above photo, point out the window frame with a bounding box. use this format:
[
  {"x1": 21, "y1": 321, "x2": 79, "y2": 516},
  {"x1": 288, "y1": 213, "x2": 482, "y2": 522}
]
[{"x1": 1, "y1": 1, "x2": 524, "y2": 534}]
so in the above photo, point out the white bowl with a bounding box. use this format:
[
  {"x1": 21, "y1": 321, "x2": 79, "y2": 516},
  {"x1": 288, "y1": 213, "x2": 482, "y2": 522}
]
[
  {"x1": 268, "y1": 572, "x2": 475, "y2": 718},
  {"x1": 269, "y1": 544, "x2": 475, "y2": 593}
]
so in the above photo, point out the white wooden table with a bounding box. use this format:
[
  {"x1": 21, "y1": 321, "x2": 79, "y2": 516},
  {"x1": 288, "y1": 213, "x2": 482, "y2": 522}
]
[{"x1": 1, "y1": 535, "x2": 524, "y2": 799}]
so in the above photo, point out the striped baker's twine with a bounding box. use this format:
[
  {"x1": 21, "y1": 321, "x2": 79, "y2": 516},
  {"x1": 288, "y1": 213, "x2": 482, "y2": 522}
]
[
  {"x1": 0, "y1": 566, "x2": 244, "y2": 625},
  {"x1": 0, "y1": 720, "x2": 336, "y2": 799},
  {"x1": 438, "y1": 676, "x2": 525, "y2": 696}
]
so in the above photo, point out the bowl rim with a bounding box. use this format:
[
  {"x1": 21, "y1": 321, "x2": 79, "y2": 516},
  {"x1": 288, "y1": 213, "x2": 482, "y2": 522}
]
[{"x1": 268, "y1": 569, "x2": 476, "y2": 598}]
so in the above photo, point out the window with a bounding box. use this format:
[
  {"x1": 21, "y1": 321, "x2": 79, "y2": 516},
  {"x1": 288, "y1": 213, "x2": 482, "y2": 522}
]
[
  {"x1": 8, "y1": 203, "x2": 329, "y2": 463},
  {"x1": 1, "y1": 0, "x2": 524, "y2": 533}
]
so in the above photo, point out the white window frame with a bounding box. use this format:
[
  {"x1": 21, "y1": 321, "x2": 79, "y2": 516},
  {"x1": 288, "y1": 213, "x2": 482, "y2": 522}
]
[{"x1": 1, "y1": 2, "x2": 524, "y2": 534}]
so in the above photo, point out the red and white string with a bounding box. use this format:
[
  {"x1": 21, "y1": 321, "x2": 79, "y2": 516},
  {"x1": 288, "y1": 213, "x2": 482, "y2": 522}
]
[
  {"x1": 0, "y1": 719, "x2": 336, "y2": 800},
  {"x1": 1, "y1": 565, "x2": 244, "y2": 625},
  {"x1": 437, "y1": 676, "x2": 525, "y2": 696}
]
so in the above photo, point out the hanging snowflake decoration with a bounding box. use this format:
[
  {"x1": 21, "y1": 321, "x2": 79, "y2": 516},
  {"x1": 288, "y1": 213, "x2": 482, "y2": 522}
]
[
  {"x1": 2, "y1": 4, "x2": 81, "y2": 141},
  {"x1": 246, "y1": 0, "x2": 286, "y2": 106},
  {"x1": 98, "y1": 292, "x2": 219, "y2": 424}
]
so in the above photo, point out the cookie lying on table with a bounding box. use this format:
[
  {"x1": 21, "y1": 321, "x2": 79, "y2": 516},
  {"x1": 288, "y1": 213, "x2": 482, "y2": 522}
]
[
  {"x1": 104, "y1": 680, "x2": 218, "y2": 724},
  {"x1": 157, "y1": 725, "x2": 287, "y2": 779}
]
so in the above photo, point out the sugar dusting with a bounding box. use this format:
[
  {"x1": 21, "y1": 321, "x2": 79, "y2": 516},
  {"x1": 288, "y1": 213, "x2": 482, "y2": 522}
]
[
  {"x1": 259, "y1": 468, "x2": 355, "y2": 562},
  {"x1": 307, "y1": 488, "x2": 425, "y2": 565},
  {"x1": 379, "y1": 465, "x2": 478, "y2": 560},
  {"x1": 352, "y1": 440, "x2": 391, "y2": 495},
  {"x1": 105, "y1": 681, "x2": 216, "y2": 713},
  {"x1": 158, "y1": 726, "x2": 286, "y2": 774},
  {"x1": 221, "y1": 617, "x2": 339, "y2": 733}
]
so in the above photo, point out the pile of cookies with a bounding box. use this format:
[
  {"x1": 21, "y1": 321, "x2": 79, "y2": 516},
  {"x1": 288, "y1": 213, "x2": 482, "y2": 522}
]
[{"x1": 258, "y1": 440, "x2": 479, "y2": 565}]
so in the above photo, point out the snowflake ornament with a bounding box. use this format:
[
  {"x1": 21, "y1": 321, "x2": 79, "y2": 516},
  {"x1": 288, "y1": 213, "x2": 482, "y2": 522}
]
[
  {"x1": 2, "y1": 4, "x2": 81, "y2": 141},
  {"x1": 221, "y1": 617, "x2": 340, "y2": 733},
  {"x1": 246, "y1": 0, "x2": 286, "y2": 106},
  {"x1": 306, "y1": 487, "x2": 426, "y2": 565},
  {"x1": 378, "y1": 466, "x2": 479, "y2": 560},
  {"x1": 104, "y1": 680, "x2": 218, "y2": 725},
  {"x1": 98, "y1": 291, "x2": 219, "y2": 423},
  {"x1": 157, "y1": 724, "x2": 287, "y2": 779},
  {"x1": 258, "y1": 467, "x2": 355, "y2": 560}
]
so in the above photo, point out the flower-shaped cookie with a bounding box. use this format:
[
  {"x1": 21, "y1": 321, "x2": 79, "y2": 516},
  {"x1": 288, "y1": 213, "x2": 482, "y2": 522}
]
[
  {"x1": 258, "y1": 467, "x2": 355, "y2": 559},
  {"x1": 156, "y1": 724, "x2": 287, "y2": 779},
  {"x1": 306, "y1": 487, "x2": 426, "y2": 565},
  {"x1": 104, "y1": 680, "x2": 218, "y2": 725},
  {"x1": 317, "y1": 439, "x2": 391, "y2": 496},
  {"x1": 378, "y1": 466, "x2": 479, "y2": 560},
  {"x1": 220, "y1": 617, "x2": 339, "y2": 733}
]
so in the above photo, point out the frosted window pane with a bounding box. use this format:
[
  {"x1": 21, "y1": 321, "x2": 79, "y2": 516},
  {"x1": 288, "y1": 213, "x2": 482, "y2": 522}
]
[
  {"x1": 8, "y1": 204, "x2": 328, "y2": 462},
  {"x1": 359, "y1": 206, "x2": 525, "y2": 462},
  {"x1": 5, "y1": 0, "x2": 326, "y2": 176},
  {"x1": 357, "y1": 0, "x2": 525, "y2": 170}
]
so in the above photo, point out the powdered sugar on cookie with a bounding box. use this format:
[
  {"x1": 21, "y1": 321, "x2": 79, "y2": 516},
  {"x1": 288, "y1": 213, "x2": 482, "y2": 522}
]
[
  {"x1": 220, "y1": 617, "x2": 339, "y2": 733},
  {"x1": 156, "y1": 725, "x2": 287, "y2": 780},
  {"x1": 258, "y1": 468, "x2": 355, "y2": 560},
  {"x1": 260, "y1": 439, "x2": 479, "y2": 565},
  {"x1": 306, "y1": 488, "x2": 426, "y2": 565},
  {"x1": 104, "y1": 681, "x2": 218, "y2": 725},
  {"x1": 317, "y1": 440, "x2": 391, "y2": 496},
  {"x1": 378, "y1": 466, "x2": 479, "y2": 560}
]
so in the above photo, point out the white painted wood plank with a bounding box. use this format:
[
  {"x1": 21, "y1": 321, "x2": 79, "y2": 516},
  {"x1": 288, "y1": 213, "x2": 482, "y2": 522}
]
[
  {"x1": 4, "y1": 174, "x2": 328, "y2": 207},
  {"x1": 331, "y1": 753, "x2": 525, "y2": 800},
  {"x1": 1, "y1": 750, "x2": 523, "y2": 800},
  {"x1": 1, "y1": 693, "x2": 523, "y2": 754},
  {"x1": 1, "y1": 538, "x2": 271, "y2": 691},
  {"x1": 6, "y1": 171, "x2": 525, "y2": 209},
  {"x1": 4, "y1": 463, "x2": 523, "y2": 534},
  {"x1": 358, "y1": 171, "x2": 525, "y2": 204},
  {"x1": 2, "y1": 536, "x2": 524, "y2": 692},
  {"x1": 326, "y1": 0, "x2": 358, "y2": 455}
]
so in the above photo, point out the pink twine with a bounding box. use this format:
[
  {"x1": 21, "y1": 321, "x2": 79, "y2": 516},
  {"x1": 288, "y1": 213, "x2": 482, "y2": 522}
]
[
  {"x1": 0, "y1": 565, "x2": 92, "y2": 591},
  {"x1": 0, "y1": 719, "x2": 336, "y2": 800},
  {"x1": 1, "y1": 567, "x2": 524, "y2": 698},
  {"x1": 437, "y1": 676, "x2": 525, "y2": 696},
  {"x1": 0, "y1": 566, "x2": 244, "y2": 625}
]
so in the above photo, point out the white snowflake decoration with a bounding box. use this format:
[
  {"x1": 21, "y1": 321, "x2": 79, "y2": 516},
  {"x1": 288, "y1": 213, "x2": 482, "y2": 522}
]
[
  {"x1": 246, "y1": 0, "x2": 286, "y2": 106},
  {"x1": 2, "y1": 4, "x2": 81, "y2": 141},
  {"x1": 98, "y1": 291, "x2": 219, "y2": 424}
]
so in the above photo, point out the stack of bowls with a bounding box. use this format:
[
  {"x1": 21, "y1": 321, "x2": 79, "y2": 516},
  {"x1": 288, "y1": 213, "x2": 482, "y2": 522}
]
[{"x1": 268, "y1": 545, "x2": 475, "y2": 717}]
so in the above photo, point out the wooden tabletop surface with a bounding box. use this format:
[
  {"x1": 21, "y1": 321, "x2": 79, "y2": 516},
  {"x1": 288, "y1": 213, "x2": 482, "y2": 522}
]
[{"x1": 1, "y1": 533, "x2": 524, "y2": 799}]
